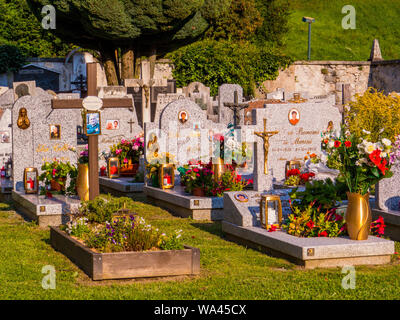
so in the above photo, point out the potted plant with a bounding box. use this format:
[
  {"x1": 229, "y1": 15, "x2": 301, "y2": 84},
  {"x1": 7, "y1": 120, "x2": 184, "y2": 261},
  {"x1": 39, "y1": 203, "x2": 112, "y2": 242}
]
[
  {"x1": 39, "y1": 160, "x2": 77, "y2": 196},
  {"x1": 110, "y1": 135, "x2": 144, "y2": 177}
]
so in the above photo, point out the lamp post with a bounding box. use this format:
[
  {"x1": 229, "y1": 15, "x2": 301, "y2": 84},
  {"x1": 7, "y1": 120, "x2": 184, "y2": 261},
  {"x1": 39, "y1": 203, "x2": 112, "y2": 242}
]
[{"x1": 302, "y1": 16, "x2": 315, "y2": 61}]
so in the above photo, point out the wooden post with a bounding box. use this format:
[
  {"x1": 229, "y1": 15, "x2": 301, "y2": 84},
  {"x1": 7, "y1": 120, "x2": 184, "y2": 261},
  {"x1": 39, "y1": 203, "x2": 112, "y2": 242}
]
[{"x1": 87, "y1": 63, "x2": 100, "y2": 200}]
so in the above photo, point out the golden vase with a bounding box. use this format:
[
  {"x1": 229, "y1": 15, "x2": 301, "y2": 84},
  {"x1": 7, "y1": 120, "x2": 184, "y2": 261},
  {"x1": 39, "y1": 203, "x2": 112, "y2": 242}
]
[
  {"x1": 213, "y1": 157, "x2": 225, "y2": 182},
  {"x1": 76, "y1": 163, "x2": 89, "y2": 201},
  {"x1": 345, "y1": 192, "x2": 372, "y2": 240}
]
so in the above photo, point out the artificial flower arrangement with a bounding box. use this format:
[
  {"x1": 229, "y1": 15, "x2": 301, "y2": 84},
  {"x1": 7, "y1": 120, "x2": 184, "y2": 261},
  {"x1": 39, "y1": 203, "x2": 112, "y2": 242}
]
[
  {"x1": 178, "y1": 161, "x2": 252, "y2": 197},
  {"x1": 145, "y1": 152, "x2": 176, "y2": 188},
  {"x1": 38, "y1": 160, "x2": 77, "y2": 196},
  {"x1": 61, "y1": 196, "x2": 184, "y2": 253},
  {"x1": 284, "y1": 168, "x2": 315, "y2": 186},
  {"x1": 109, "y1": 135, "x2": 144, "y2": 175},
  {"x1": 282, "y1": 200, "x2": 386, "y2": 238},
  {"x1": 283, "y1": 179, "x2": 386, "y2": 238},
  {"x1": 304, "y1": 151, "x2": 321, "y2": 164},
  {"x1": 321, "y1": 128, "x2": 398, "y2": 195}
]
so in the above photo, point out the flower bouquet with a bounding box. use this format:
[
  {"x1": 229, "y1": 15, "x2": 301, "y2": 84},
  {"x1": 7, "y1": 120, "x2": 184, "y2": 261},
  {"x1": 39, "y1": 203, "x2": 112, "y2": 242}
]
[
  {"x1": 284, "y1": 168, "x2": 315, "y2": 186},
  {"x1": 110, "y1": 135, "x2": 144, "y2": 176},
  {"x1": 321, "y1": 128, "x2": 399, "y2": 240}
]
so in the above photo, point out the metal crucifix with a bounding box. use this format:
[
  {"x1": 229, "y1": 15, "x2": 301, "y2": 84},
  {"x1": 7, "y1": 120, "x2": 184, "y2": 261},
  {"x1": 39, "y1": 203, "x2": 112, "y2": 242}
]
[
  {"x1": 254, "y1": 118, "x2": 279, "y2": 175},
  {"x1": 223, "y1": 90, "x2": 249, "y2": 128}
]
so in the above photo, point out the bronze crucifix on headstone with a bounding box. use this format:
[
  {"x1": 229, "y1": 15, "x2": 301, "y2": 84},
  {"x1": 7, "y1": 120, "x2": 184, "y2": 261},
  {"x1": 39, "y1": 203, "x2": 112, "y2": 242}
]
[
  {"x1": 254, "y1": 118, "x2": 279, "y2": 175},
  {"x1": 51, "y1": 63, "x2": 133, "y2": 200},
  {"x1": 223, "y1": 90, "x2": 249, "y2": 128}
]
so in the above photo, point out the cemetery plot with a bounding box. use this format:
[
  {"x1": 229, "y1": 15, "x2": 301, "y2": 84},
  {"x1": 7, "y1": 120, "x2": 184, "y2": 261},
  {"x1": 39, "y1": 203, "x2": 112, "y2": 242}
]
[
  {"x1": 222, "y1": 192, "x2": 395, "y2": 269},
  {"x1": 50, "y1": 226, "x2": 200, "y2": 280}
]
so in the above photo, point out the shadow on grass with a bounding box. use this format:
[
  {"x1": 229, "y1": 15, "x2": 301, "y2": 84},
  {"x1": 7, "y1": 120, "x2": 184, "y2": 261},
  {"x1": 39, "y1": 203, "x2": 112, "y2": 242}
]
[{"x1": 190, "y1": 221, "x2": 225, "y2": 238}]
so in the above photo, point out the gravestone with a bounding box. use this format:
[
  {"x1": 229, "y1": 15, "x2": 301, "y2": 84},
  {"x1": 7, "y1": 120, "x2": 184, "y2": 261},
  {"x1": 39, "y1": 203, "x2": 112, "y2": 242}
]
[
  {"x1": 218, "y1": 84, "x2": 245, "y2": 125},
  {"x1": 376, "y1": 164, "x2": 400, "y2": 212},
  {"x1": 183, "y1": 82, "x2": 213, "y2": 115},
  {"x1": 153, "y1": 93, "x2": 185, "y2": 125},
  {"x1": 264, "y1": 94, "x2": 341, "y2": 181},
  {"x1": 0, "y1": 89, "x2": 14, "y2": 167},
  {"x1": 12, "y1": 88, "x2": 80, "y2": 191}
]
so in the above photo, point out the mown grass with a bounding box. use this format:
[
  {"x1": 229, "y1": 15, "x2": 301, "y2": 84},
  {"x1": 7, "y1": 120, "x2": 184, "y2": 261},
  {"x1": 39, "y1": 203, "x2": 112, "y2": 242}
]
[
  {"x1": 284, "y1": 0, "x2": 400, "y2": 61},
  {"x1": 0, "y1": 195, "x2": 399, "y2": 300}
]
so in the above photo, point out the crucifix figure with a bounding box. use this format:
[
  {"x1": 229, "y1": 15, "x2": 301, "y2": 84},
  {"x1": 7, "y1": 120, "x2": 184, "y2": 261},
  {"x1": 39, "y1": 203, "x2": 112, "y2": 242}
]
[
  {"x1": 128, "y1": 119, "x2": 135, "y2": 134},
  {"x1": 223, "y1": 90, "x2": 249, "y2": 128},
  {"x1": 52, "y1": 63, "x2": 134, "y2": 200},
  {"x1": 71, "y1": 74, "x2": 87, "y2": 97},
  {"x1": 254, "y1": 118, "x2": 279, "y2": 175}
]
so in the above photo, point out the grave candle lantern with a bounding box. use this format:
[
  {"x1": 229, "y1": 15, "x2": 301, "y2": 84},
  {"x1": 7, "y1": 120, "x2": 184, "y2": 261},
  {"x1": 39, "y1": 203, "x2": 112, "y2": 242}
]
[
  {"x1": 259, "y1": 195, "x2": 282, "y2": 230},
  {"x1": 24, "y1": 167, "x2": 38, "y2": 194},
  {"x1": 159, "y1": 164, "x2": 175, "y2": 190},
  {"x1": 285, "y1": 160, "x2": 302, "y2": 177},
  {"x1": 107, "y1": 157, "x2": 120, "y2": 179}
]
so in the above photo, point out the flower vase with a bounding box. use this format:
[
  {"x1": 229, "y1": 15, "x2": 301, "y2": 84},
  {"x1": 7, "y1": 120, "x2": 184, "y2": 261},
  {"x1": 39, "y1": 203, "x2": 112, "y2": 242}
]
[
  {"x1": 213, "y1": 157, "x2": 224, "y2": 182},
  {"x1": 76, "y1": 163, "x2": 89, "y2": 201},
  {"x1": 151, "y1": 174, "x2": 160, "y2": 188},
  {"x1": 192, "y1": 187, "x2": 205, "y2": 197},
  {"x1": 50, "y1": 178, "x2": 66, "y2": 192},
  {"x1": 345, "y1": 192, "x2": 372, "y2": 240}
]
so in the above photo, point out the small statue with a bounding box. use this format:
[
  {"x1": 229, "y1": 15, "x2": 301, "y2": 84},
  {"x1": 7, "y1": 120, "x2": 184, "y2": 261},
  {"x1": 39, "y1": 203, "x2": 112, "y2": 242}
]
[{"x1": 17, "y1": 107, "x2": 30, "y2": 129}]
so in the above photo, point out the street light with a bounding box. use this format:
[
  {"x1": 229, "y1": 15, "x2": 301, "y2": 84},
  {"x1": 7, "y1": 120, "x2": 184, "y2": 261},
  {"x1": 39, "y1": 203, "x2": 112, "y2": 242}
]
[{"x1": 302, "y1": 16, "x2": 315, "y2": 61}]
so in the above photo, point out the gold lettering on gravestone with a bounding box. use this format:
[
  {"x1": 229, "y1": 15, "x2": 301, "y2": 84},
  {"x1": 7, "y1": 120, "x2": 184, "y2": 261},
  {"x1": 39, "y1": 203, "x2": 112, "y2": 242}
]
[
  {"x1": 53, "y1": 144, "x2": 69, "y2": 152},
  {"x1": 36, "y1": 144, "x2": 50, "y2": 153}
]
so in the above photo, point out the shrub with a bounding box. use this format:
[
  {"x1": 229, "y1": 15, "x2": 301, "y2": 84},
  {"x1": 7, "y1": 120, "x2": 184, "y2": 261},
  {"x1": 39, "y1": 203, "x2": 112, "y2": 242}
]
[
  {"x1": 0, "y1": 45, "x2": 25, "y2": 74},
  {"x1": 345, "y1": 89, "x2": 400, "y2": 143},
  {"x1": 167, "y1": 39, "x2": 292, "y2": 96}
]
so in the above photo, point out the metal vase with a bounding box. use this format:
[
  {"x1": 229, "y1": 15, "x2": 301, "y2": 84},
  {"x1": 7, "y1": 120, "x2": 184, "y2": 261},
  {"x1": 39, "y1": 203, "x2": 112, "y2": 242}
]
[
  {"x1": 76, "y1": 163, "x2": 89, "y2": 201},
  {"x1": 345, "y1": 192, "x2": 372, "y2": 240},
  {"x1": 213, "y1": 157, "x2": 224, "y2": 182}
]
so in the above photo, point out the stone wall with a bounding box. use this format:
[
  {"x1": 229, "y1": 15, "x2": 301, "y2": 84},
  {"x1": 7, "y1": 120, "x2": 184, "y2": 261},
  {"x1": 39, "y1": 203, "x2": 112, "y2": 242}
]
[{"x1": 260, "y1": 59, "x2": 400, "y2": 102}]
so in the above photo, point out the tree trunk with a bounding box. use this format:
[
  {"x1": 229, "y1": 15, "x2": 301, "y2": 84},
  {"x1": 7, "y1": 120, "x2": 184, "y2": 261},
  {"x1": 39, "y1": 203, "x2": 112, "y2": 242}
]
[
  {"x1": 134, "y1": 48, "x2": 141, "y2": 79},
  {"x1": 101, "y1": 49, "x2": 119, "y2": 86},
  {"x1": 149, "y1": 47, "x2": 157, "y2": 79},
  {"x1": 121, "y1": 47, "x2": 134, "y2": 81}
]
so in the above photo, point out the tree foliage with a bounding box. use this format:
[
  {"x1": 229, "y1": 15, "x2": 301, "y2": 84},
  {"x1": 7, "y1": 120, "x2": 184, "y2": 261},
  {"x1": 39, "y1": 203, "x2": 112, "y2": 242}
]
[
  {"x1": 0, "y1": 44, "x2": 25, "y2": 74},
  {"x1": 0, "y1": 0, "x2": 72, "y2": 57},
  {"x1": 167, "y1": 39, "x2": 292, "y2": 96}
]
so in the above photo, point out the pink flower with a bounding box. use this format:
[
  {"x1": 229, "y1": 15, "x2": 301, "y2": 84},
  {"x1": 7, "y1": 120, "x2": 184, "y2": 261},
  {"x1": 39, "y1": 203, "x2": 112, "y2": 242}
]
[
  {"x1": 52, "y1": 169, "x2": 57, "y2": 177},
  {"x1": 116, "y1": 149, "x2": 122, "y2": 155},
  {"x1": 123, "y1": 158, "x2": 128, "y2": 164}
]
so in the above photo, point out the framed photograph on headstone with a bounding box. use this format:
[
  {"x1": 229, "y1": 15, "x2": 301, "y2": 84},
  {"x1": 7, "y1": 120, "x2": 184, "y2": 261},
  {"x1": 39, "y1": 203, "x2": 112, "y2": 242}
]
[
  {"x1": 0, "y1": 131, "x2": 10, "y2": 143},
  {"x1": 85, "y1": 111, "x2": 101, "y2": 136},
  {"x1": 106, "y1": 120, "x2": 120, "y2": 130},
  {"x1": 288, "y1": 108, "x2": 300, "y2": 126},
  {"x1": 49, "y1": 124, "x2": 61, "y2": 140},
  {"x1": 178, "y1": 110, "x2": 188, "y2": 124}
]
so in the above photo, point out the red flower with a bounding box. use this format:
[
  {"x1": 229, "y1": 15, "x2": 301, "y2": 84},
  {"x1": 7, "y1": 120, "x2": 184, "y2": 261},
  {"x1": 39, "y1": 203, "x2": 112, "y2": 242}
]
[
  {"x1": 334, "y1": 140, "x2": 341, "y2": 148},
  {"x1": 268, "y1": 225, "x2": 278, "y2": 232},
  {"x1": 344, "y1": 141, "x2": 352, "y2": 148},
  {"x1": 287, "y1": 168, "x2": 300, "y2": 177},
  {"x1": 369, "y1": 149, "x2": 382, "y2": 166},
  {"x1": 318, "y1": 231, "x2": 328, "y2": 237},
  {"x1": 306, "y1": 220, "x2": 314, "y2": 229},
  {"x1": 378, "y1": 158, "x2": 388, "y2": 175}
]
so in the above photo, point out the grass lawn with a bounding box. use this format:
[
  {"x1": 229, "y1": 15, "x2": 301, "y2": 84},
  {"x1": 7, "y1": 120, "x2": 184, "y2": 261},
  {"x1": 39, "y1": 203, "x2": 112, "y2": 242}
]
[
  {"x1": 284, "y1": 0, "x2": 400, "y2": 61},
  {"x1": 0, "y1": 194, "x2": 400, "y2": 300}
]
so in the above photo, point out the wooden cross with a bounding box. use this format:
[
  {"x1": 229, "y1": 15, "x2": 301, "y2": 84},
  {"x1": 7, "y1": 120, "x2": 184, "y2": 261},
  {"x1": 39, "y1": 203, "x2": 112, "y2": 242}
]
[
  {"x1": 223, "y1": 90, "x2": 249, "y2": 128},
  {"x1": 128, "y1": 119, "x2": 135, "y2": 133},
  {"x1": 52, "y1": 63, "x2": 133, "y2": 200},
  {"x1": 254, "y1": 118, "x2": 279, "y2": 175}
]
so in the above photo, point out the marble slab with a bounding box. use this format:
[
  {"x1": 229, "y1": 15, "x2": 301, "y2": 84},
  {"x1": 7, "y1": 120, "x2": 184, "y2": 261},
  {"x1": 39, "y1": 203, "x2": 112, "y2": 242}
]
[{"x1": 99, "y1": 177, "x2": 144, "y2": 193}]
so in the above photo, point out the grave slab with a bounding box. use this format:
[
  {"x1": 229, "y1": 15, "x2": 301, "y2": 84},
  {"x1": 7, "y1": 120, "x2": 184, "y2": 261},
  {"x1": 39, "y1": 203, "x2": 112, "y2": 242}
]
[
  {"x1": 222, "y1": 221, "x2": 394, "y2": 269},
  {"x1": 144, "y1": 185, "x2": 223, "y2": 221},
  {"x1": 223, "y1": 191, "x2": 395, "y2": 268},
  {"x1": 99, "y1": 177, "x2": 144, "y2": 196},
  {"x1": 372, "y1": 208, "x2": 400, "y2": 242},
  {"x1": 12, "y1": 190, "x2": 80, "y2": 227}
]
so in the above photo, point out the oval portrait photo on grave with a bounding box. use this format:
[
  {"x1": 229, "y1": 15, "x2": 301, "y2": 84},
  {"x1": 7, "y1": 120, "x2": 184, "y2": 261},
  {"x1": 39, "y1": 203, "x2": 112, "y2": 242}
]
[
  {"x1": 178, "y1": 110, "x2": 188, "y2": 124},
  {"x1": 288, "y1": 108, "x2": 300, "y2": 126},
  {"x1": 234, "y1": 193, "x2": 249, "y2": 202}
]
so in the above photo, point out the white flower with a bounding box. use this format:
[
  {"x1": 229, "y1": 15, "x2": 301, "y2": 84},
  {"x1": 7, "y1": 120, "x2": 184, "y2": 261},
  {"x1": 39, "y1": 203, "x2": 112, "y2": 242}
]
[
  {"x1": 328, "y1": 140, "x2": 335, "y2": 148},
  {"x1": 362, "y1": 129, "x2": 371, "y2": 135},
  {"x1": 364, "y1": 142, "x2": 376, "y2": 154},
  {"x1": 382, "y1": 138, "x2": 392, "y2": 146}
]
